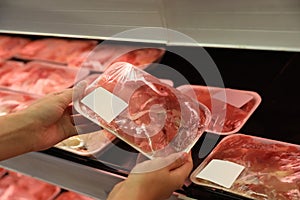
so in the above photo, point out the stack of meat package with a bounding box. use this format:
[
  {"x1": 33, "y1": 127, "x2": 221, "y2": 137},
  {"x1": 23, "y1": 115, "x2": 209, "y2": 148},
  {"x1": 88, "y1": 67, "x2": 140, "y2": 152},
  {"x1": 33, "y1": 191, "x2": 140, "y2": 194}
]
[{"x1": 0, "y1": 168, "x2": 95, "y2": 200}]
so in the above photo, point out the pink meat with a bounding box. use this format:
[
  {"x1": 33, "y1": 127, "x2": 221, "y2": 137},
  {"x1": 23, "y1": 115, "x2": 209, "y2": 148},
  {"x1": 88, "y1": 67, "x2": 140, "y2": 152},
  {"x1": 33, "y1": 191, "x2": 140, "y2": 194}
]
[
  {"x1": 0, "y1": 61, "x2": 78, "y2": 95},
  {"x1": 114, "y1": 48, "x2": 164, "y2": 67},
  {"x1": 0, "y1": 36, "x2": 30, "y2": 59},
  {"x1": 0, "y1": 90, "x2": 37, "y2": 115},
  {"x1": 68, "y1": 46, "x2": 164, "y2": 70},
  {"x1": 0, "y1": 171, "x2": 60, "y2": 200},
  {"x1": 204, "y1": 134, "x2": 300, "y2": 200},
  {"x1": 192, "y1": 87, "x2": 251, "y2": 132},
  {"x1": 18, "y1": 38, "x2": 97, "y2": 64},
  {"x1": 82, "y1": 63, "x2": 208, "y2": 154},
  {"x1": 55, "y1": 191, "x2": 95, "y2": 200}
]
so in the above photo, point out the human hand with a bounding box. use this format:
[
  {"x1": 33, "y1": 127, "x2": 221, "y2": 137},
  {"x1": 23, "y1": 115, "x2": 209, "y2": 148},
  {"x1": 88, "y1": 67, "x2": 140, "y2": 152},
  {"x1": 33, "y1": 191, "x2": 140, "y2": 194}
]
[
  {"x1": 22, "y1": 88, "x2": 77, "y2": 152},
  {"x1": 24, "y1": 80, "x2": 100, "y2": 152},
  {"x1": 107, "y1": 152, "x2": 193, "y2": 200}
]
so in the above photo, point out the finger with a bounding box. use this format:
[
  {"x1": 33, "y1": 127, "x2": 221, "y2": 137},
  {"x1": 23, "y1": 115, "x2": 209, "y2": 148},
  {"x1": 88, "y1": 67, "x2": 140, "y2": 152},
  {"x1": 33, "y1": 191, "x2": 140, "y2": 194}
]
[
  {"x1": 73, "y1": 80, "x2": 88, "y2": 101},
  {"x1": 54, "y1": 88, "x2": 73, "y2": 103},
  {"x1": 60, "y1": 113, "x2": 79, "y2": 139},
  {"x1": 75, "y1": 123, "x2": 102, "y2": 135},
  {"x1": 169, "y1": 153, "x2": 193, "y2": 188},
  {"x1": 167, "y1": 152, "x2": 188, "y2": 171},
  {"x1": 107, "y1": 181, "x2": 124, "y2": 199}
]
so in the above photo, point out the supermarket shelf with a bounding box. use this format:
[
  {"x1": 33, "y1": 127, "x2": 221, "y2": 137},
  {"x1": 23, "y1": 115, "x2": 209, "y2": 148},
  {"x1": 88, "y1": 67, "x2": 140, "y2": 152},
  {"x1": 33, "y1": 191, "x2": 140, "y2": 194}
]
[
  {"x1": 1, "y1": 0, "x2": 300, "y2": 51},
  {"x1": 0, "y1": 152, "x2": 124, "y2": 199}
]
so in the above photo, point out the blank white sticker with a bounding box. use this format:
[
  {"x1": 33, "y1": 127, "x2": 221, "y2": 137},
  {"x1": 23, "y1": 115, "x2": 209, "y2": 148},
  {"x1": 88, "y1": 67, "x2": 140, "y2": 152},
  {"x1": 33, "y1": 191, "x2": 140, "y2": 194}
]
[
  {"x1": 196, "y1": 159, "x2": 245, "y2": 188},
  {"x1": 81, "y1": 87, "x2": 128, "y2": 123},
  {"x1": 212, "y1": 90, "x2": 253, "y2": 108}
]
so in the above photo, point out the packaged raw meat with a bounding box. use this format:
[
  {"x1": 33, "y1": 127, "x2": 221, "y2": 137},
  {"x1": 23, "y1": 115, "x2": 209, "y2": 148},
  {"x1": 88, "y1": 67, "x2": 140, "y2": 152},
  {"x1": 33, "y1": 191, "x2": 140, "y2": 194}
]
[
  {"x1": 68, "y1": 44, "x2": 165, "y2": 72},
  {"x1": 16, "y1": 38, "x2": 97, "y2": 64},
  {"x1": 74, "y1": 62, "x2": 211, "y2": 159},
  {"x1": 55, "y1": 129, "x2": 116, "y2": 156},
  {"x1": 0, "y1": 171, "x2": 60, "y2": 200},
  {"x1": 0, "y1": 35, "x2": 30, "y2": 60},
  {"x1": 190, "y1": 134, "x2": 300, "y2": 200},
  {"x1": 0, "y1": 61, "x2": 89, "y2": 96},
  {"x1": 0, "y1": 89, "x2": 38, "y2": 116},
  {"x1": 0, "y1": 168, "x2": 7, "y2": 178},
  {"x1": 177, "y1": 85, "x2": 261, "y2": 135},
  {"x1": 55, "y1": 191, "x2": 95, "y2": 200}
]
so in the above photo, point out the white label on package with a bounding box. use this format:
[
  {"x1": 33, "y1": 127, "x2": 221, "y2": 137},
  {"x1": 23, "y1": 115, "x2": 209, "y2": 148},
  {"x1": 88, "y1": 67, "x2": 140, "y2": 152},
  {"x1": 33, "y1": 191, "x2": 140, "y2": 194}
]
[
  {"x1": 212, "y1": 90, "x2": 253, "y2": 108},
  {"x1": 81, "y1": 87, "x2": 128, "y2": 123},
  {"x1": 196, "y1": 159, "x2": 245, "y2": 188}
]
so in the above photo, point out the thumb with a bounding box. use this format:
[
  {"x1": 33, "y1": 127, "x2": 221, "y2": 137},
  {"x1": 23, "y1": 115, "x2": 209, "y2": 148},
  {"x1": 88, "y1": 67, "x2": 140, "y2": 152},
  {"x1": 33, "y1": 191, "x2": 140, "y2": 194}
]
[{"x1": 73, "y1": 80, "x2": 88, "y2": 101}]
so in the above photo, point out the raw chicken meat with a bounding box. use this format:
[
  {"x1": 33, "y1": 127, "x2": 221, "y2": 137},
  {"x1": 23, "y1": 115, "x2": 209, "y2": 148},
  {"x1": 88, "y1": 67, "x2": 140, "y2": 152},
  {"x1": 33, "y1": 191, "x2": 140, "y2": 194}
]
[
  {"x1": 17, "y1": 38, "x2": 97, "y2": 64},
  {"x1": 55, "y1": 191, "x2": 95, "y2": 200},
  {"x1": 0, "y1": 89, "x2": 37, "y2": 116},
  {"x1": 0, "y1": 35, "x2": 30, "y2": 60},
  {"x1": 193, "y1": 134, "x2": 300, "y2": 200},
  {"x1": 0, "y1": 61, "x2": 84, "y2": 96},
  {"x1": 76, "y1": 62, "x2": 210, "y2": 158}
]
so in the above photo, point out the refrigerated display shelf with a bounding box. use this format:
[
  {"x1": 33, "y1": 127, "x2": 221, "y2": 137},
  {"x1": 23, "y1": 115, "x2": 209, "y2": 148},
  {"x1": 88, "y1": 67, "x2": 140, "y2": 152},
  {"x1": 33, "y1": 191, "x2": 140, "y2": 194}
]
[
  {"x1": 0, "y1": 152, "x2": 124, "y2": 200},
  {"x1": 1, "y1": 0, "x2": 300, "y2": 51}
]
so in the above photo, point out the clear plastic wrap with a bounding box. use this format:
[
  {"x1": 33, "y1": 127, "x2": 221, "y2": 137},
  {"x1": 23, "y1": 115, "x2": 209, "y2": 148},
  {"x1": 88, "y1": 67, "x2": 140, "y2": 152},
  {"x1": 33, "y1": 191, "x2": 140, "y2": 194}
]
[
  {"x1": 55, "y1": 130, "x2": 116, "y2": 157},
  {"x1": 190, "y1": 134, "x2": 300, "y2": 200},
  {"x1": 74, "y1": 62, "x2": 211, "y2": 159},
  {"x1": 177, "y1": 85, "x2": 261, "y2": 135}
]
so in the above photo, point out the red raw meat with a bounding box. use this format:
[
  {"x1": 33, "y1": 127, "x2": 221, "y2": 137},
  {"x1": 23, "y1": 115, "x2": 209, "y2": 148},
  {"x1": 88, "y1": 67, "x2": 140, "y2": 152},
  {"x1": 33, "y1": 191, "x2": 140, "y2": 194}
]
[
  {"x1": 79, "y1": 62, "x2": 210, "y2": 157},
  {"x1": 0, "y1": 171, "x2": 60, "y2": 200},
  {"x1": 68, "y1": 45, "x2": 164, "y2": 71},
  {"x1": 181, "y1": 86, "x2": 254, "y2": 133},
  {"x1": 17, "y1": 38, "x2": 97, "y2": 64},
  {"x1": 114, "y1": 48, "x2": 164, "y2": 67},
  {"x1": 0, "y1": 168, "x2": 6, "y2": 178},
  {"x1": 55, "y1": 191, "x2": 95, "y2": 200},
  {"x1": 197, "y1": 134, "x2": 300, "y2": 200},
  {"x1": 0, "y1": 89, "x2": 37, "y2": 116},
  {"x1": 0, "y1": 35, "x2": 30, "y2": 60},
  {"x1": 0, "y1": 61, "x2": 81, "y2": 95}
]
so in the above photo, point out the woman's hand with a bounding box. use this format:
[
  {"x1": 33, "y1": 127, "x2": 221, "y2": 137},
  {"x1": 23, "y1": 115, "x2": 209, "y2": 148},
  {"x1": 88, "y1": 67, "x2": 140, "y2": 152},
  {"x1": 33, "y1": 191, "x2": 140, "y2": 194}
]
[
  {"x1": 0, "y1": 89, "x2": 77, "y2": 161},
  {"x1": 108, "y1": 152, "x2": 193, "y2": 200},
  {"x1": 23, "y1": 89, "x2": 77, "y2": 152}
]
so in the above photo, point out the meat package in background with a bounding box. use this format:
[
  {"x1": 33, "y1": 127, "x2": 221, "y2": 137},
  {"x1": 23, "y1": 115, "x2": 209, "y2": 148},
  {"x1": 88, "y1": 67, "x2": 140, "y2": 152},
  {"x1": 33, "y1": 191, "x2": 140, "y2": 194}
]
[
  {"x1": 55, "y1": 191, "x2": 95, "y2": 200},
  {"x1": 16, "y1": 38, "x2": 97, "y2": 64},
  {"x1": 0, "y1": 89, "x2": 38, "y2": 116},
  {"x1": 0, "y1": 171, "x2": 60, "y2": 200},
  {"x1": 190, "y1": 134, "x2": 300, "y2": 200},
  {"x1": 75, "y1": 62, "x2": 211, "y2": 158},
  {"x1": 177, "y1": 85, "x2": 261, "y2": 134},
  {"x1": 68, "y1": 44, "x2": 165, "y2": 72},
  {"x1": 0, "y1": 61, "x2": 89, "y2": 96},
  {"x1": 0, "y1": 35, "x2": 30, "y2": 60},
  {"x1": 0, "y1": 168, "x2": 7, "y2": 178}
]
